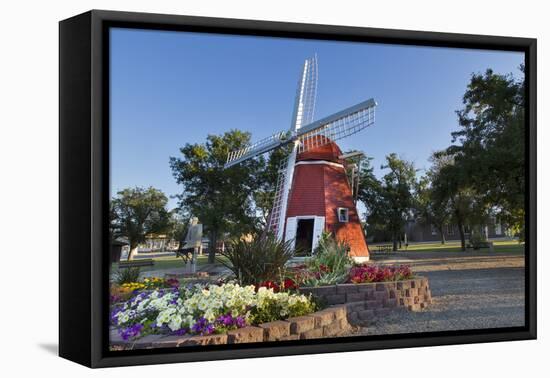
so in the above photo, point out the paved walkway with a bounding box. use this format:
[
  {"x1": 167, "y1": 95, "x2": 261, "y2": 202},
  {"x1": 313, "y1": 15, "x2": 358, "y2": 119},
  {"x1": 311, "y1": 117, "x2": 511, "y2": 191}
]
[
  {"x1": 372, "y1": 251, "x2": 525, "y2": 272},
  {"x1": 355, "y1": 249, "x2": 526, "y2": 334}
]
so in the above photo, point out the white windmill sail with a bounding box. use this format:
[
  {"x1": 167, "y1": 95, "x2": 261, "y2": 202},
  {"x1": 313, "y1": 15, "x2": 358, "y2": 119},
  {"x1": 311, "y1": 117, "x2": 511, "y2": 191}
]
[
  {"x1": 224, "y1": 98, "x2": 376, "y2": 168},
  {"x1": 270, "y1": 55, "x2": 318, "y2": 239},
  {"x1": 223, "y1": 56, "x2": 377, "y2": 241}
]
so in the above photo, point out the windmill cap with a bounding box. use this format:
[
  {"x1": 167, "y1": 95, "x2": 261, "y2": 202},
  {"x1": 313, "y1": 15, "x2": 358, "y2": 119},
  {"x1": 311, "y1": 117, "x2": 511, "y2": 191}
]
[{"x1": 297, "y1": 136, "x2": 343, "y2": 164}]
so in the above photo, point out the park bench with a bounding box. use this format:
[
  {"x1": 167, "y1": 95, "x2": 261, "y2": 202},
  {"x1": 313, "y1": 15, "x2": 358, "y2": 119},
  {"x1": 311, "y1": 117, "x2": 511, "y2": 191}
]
[
  {"x1": 118, "y1": 259, "x2": 155, "y2": 269},
  {"x1": 467, "y1": 241, "x2": 494, "y2": 251},
  {"x1": 373, "y1": 244, "x2": 393, "y2": 254}
]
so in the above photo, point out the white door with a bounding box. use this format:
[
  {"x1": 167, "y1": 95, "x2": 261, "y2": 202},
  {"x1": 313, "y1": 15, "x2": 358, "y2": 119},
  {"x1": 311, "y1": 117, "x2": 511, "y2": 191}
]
[
  {"x1": 284, "y1": 217, "x2": 298, "y2": 249},
  {"x1": 312, "y1": 216, "x2": 325, "y2": 252}
]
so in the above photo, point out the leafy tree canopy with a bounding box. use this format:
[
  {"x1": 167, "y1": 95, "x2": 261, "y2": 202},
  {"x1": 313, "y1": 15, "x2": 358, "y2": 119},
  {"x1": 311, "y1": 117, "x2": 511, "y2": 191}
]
[
  {"x1": 449, "y1": 67, "x2": 525, "y2": 234},
  {"x1": 359, "y1": 153, "x2": 417, "y2": 250},
  {"x1": 111, "y1": 186, "x2": 170, "y2": 260},
  {"x1": 170, "y1": 130, "x2": 268, "y2": 262}
]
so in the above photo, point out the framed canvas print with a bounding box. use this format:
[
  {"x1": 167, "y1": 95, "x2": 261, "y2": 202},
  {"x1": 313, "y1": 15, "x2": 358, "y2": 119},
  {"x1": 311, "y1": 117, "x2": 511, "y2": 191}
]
[{"x1": 59, "y1": 10, "x2": 537, "y2": 368}]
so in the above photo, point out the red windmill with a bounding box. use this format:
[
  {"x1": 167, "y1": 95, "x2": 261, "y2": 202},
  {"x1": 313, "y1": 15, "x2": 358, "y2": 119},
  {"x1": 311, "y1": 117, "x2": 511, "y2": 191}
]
[{"x1": 225, "y1": 56, "x2": 376, "y2": 261}]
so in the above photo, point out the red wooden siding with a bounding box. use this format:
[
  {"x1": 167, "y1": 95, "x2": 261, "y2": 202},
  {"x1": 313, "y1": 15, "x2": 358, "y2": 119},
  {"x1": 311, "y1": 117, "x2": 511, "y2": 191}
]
[{"x1": 284, "y1": 141, "x2": 370, "y2": 257}]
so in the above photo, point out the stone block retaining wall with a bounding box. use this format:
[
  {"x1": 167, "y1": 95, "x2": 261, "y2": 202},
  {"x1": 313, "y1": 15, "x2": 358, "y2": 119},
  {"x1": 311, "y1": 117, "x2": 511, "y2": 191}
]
[{"x1": 299, "y1": 277, "x2": 432, "y2": 324}]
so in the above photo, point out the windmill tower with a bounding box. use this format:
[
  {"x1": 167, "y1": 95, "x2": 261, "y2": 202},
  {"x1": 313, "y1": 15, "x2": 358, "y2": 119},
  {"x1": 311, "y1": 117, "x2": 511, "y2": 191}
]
[{"x1": 225, "y1": 56, "x2": 376, "y2": 261}]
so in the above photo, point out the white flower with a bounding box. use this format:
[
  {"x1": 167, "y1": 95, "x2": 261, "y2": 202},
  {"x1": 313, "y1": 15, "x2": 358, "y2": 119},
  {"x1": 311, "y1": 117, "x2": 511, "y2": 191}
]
[
  {"x1": 113, "y1": 282, "x2": 314, "y2": 337},
  {"x1": 168, "y1": 314, "x2": 182, "y2": 331}
]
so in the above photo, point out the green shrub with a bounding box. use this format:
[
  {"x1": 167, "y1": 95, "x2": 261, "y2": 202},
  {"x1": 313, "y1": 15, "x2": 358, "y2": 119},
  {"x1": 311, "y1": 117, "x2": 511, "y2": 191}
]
[
  {"x1": 249, "y1": 297, "x2": 281, "y2": 324},
  {"x1": 303, "y1": 233, "x2": 353, "y2": 286},
  {"x1": 219, "y1": 233, "x2": 294, "y2": 285},
  {"x1": 114, "y1": 267, "x2": 141, "y2": 285},
  {"x1": 469, "y1": 229, "x2": 487, "y2": 250},
  {"x1": 249, "y1": 293, "x2": 317, "y2": 324}
]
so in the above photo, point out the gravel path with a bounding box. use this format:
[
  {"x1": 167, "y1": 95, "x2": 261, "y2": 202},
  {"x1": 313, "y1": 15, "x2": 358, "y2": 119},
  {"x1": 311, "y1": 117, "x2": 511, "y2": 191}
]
[{"x1": 354, "y1": 252, "x2": 526, "y2": 335}]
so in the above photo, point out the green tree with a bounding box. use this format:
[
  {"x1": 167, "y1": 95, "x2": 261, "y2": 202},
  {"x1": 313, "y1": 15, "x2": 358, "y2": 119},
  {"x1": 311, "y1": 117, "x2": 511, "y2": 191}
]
[
  {"x1": 170, "y1": 130, "x2": 264, "y2": 263},
  {"x1": 360, "y1": 154, "x2": 417, "y2": 251},
  {"x1": 430, "y1": 152, "x2": 489, "y2": 251},
  {"x1": 449, "y1": 67, "x2": 525, "y2": 239},
  {"x1": 356, "y1": 156, "x2": 382, "y2": 208},
  {"x1": 168, "y1": 210, "x2": 189, "y2": 248},
  {"x1": 110, "y1": 187, "x2": 171, "y2": 260},
  {"x1": 253, "y1": 145, "x2": 292, "y2": 226},
  {"x1": 414, "y1": 153, "x2": 455, "y2": 245},
  {"x1": 415, "y1": 175, "x2": 451, "y2": 245}
]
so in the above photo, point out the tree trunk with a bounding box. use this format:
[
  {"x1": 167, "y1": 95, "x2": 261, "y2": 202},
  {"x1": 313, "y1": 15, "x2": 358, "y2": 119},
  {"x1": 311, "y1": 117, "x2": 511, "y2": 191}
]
[
  {"x1": 392, "y1": 234, "x2": 398, "y2": 251},
  {"x1": 128, "y1": 244, "x2": 139, "y2": 261},
  {"x1": 208, "y1": 231, "x2": 217, "y2": 264},
  {"x1": 457, "y1": 222, "x2": 466, "y2": 251},
  {"x1": 438, "y1": 224, "x2": 446, "y2": 245}
]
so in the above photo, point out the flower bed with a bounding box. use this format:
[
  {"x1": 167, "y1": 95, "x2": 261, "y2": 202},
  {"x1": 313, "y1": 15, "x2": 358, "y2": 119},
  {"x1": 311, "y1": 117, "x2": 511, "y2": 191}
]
[
  {"x1": 110, "y1": 283, "x2": 317, "y2": 343},
  {"x1": 110, "y1": 304, "x2": 352, "y2": 349},
  {"x1": 286, "y1": 263, "x2": 415, "y2": 288},
  {"x1": 348, "y1": 264, "x2": 414, "y2": 283},
  {"x1": 110, "y1": 276, "x2": 179, "y2": 303}
]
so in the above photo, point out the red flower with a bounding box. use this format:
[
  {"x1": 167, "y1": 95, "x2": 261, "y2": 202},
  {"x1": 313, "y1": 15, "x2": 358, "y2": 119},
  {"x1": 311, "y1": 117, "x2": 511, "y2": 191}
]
[
  {"x1": 257, "y1": 281, "x2": 280, "y2": 292},
  {"x1": 347, "y1": 264, "x2": 413, "y2": 283},
  {"x1": 319, "y1": 264, "x2": 331, "y2": 273},
  {"x1": 282, "y1": 278, "x2": 298, "y2": 290},
  {"x1": 165, "y1": 278, "x2": 180, "y2": 288}
]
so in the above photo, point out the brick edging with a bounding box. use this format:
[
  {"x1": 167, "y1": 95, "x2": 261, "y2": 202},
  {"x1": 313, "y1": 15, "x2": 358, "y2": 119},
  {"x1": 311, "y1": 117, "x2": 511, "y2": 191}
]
[{"x1": 299, "y1": 277, "x2": 432, "y2": 323}]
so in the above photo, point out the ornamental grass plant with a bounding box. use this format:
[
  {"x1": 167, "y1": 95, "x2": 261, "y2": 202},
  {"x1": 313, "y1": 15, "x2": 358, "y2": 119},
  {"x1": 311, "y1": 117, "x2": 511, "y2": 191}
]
[
  {"x1": 298, "y1": 233, "x2": 353, "y2": 286},
  {"x1": 219, "y1": 232, "x2": 294, "y2": 286},
  {"x1": 114, "y1": 266, "x2": 141, "y2": 285}
]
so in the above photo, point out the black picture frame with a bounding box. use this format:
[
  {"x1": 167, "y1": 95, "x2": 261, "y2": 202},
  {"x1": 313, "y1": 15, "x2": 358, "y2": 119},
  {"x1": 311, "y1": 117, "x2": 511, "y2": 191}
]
[{"x1": 59, "y1": 9, "x2": 537, "y2": 368}]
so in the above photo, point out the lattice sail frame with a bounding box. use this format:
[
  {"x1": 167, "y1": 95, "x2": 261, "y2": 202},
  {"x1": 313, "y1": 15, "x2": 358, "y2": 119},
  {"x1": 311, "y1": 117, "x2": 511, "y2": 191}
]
[
  {"x1": 225, "y1": 130, "x2": 289, "y2": 167},
  {"x1": 296, "y1": 102, "x2": 375, "y2": 153},
  {"x1": 265, "y1": 156, "x2": 289, "y2": 234},
  {"x1": 291, "y1": 54, "x2": 318, "y2": 129},
  {"x1": 224, "y1": 99, "x2": 376, "y2": 168}
]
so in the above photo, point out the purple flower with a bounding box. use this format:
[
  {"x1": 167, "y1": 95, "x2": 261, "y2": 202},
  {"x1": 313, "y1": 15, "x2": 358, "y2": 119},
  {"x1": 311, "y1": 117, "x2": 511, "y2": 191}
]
[
  {"x1": 191, "y1": 317, "x2": 215, "y2": 335},
  {"x1": 213, "y1": 313, "x2": 247, "y2": 330},
  {"x1": 204, "y1": 324, "x2": 215, "y2": 334},
  {"x1": 172, "y1": 327, "x2": 188, "y2": 336},
  {"x1": 216, "y1": 314, "x2": 233, "y2": 326},
  {"x1": 110, "y1": 311, "x2": 119, "y2": 325},
  {"x1": 235, "y1": 316, "x2": 246, "y2": 328},
  {"x1": 119, "y1": 323, "x2": 144, "y2": 341}
]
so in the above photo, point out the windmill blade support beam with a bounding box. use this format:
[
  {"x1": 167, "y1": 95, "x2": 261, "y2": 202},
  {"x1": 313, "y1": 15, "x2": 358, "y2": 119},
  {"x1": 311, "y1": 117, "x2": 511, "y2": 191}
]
[
  {"x1": 223, "y1": 98, "x2": 377, "y2": 169},
  {"x1": 224, "y1": 135, "x2": 293, "y2": 169},
  {"x1": 297, "y1": 98, "x2": 377, "y2": 137}
]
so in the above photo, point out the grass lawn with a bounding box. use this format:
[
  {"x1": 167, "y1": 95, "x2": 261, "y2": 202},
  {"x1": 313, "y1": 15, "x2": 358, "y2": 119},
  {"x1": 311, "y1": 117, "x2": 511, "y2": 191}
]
[
  {"x1": 111, "y1": 240, "x2": 524, "y2": 278},
  {"x1": 111, "y1": 254, "x2": 229, "y2": 274},
  {"x1": 394, "y1": 239, "x2": 524, "y2": 254}
]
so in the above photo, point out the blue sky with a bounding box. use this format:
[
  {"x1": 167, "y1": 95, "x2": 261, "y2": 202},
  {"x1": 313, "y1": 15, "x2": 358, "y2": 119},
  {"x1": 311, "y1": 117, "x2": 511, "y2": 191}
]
[{"x1": 110, "y1": 28, "x2": 524, "y2": 211}]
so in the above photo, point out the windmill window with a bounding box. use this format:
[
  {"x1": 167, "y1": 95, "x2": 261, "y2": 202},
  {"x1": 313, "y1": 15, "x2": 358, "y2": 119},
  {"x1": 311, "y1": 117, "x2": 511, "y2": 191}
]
[{"x1": 337, "y1": 208, "x2": 349, "y2": 223}]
